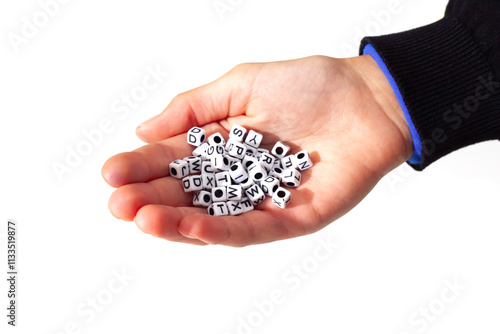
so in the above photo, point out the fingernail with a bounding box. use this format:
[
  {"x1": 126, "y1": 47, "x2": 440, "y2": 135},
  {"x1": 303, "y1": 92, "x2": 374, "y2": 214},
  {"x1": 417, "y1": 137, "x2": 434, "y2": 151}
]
[{"x1": 178, "y1": 227, "x2": 196, "y2": 239}]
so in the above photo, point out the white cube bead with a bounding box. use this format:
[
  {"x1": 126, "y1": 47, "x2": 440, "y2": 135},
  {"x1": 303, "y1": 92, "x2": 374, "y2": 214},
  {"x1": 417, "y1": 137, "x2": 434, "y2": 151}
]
[
  {"x1": 212, "y1": 186, "x2": 227, "y2": 202},
  {"x1": 169, "y1": 160, "x2": 189, "y2": 179},
  {"x1": 271, "y1": 141, "x2": 290, "y2": 159},
  {"x1": 202, "y1": 161, "x2": 215, "y2": 174},
  {"x1": 239, "y1": 178, "x2": 255, "y2": 190},
  {"x1": 242, "y1": 155, "x2": 259, "y2": 170},
  {"x1": 228, "y1": 142, "x2": 247, "y2": 160},
  {"x1": 269, "y1": 167, "x2": 284, "y2": 181},
  {"x1": 273, "y1": 158, "x2": 282, "y2": 169},
  {"x1": 226, "y1": 185, "x2": 243, "y2": 201},
  {"x1": 272, "y1": 187, "x2": 291, "y2": 209},
  {"x1": 227, "y1": 200, "x2": 245, "y2": 216},
  {"x1": 187, "y1": 127, "x2": 206, "y2": 147},
  {"x1": 211, "y1": 154, "x2": 230, "y2": 171},
  {"x1": 256, "y1": 148, "x2": 269, "y2": 158},
  {"x1": 202, "y1": 174, "x2": 216, "y2": 189},
  {"x1": 245, "y1": 184, "x2": 266, "y2": 205},
  {"x1": 206, "y1": 144, "x2": 224, "y2": 157},
  {"x1": 258, "y1": 153, "x2": 275, "y2": 171},
  {"x1": 215, "y1": 171, "x2": 231, "y2": 187},
  {"x1": 281, "y1": 155, "x2": 297, "y2": 170},
  {"x1": 260, "y1": 176, "x2": 280, "y2": 196},
  {"x1": 208, "y1": 132, "x2": 226, "y2": 146},
  {"x1": 240, "y1": 197, "x2": 255, "y2": 213},
  {"x1": 229, "y1": 162, "x2": 249, "y2": 183},
  {"x1": 208, "y1": 202, "x2": 228, "y2": 216},
  {"x1": 192, "y1": 142, "x2": 210, "y2": 160},
  {"x1": 282, "y1": 168, "x2": 301, "y2": 187},
  {"x1": 295, "y1": 150, "x2": 313, "y2": 170},
  {"x1": 225, "y1": 155, "x2": 240, "y2": 167},
  {"x1": 245, "y1": 145, "x2": 257, "y2": 157},
  {"x1": 245, "y1": 130, "x2": 263, "y2": 148},
  {"x1": 247, "y1": 163, "x2": 268, "y2": 183},
  {"x1": 183, "y1": 156, "x2": 202, "y2": 174},
  {"x1": 193, "y1": 190, "x2": 212, "y2": 207},
  {"x1": 182, "y1": 175, "x2": 203, "y2": 192},
  {"x1": 224, "y1": 138, "x2": 238, "y2": 155},
  {"x1": 229, "y1": 124, "x2": 247, "y2": 142}
]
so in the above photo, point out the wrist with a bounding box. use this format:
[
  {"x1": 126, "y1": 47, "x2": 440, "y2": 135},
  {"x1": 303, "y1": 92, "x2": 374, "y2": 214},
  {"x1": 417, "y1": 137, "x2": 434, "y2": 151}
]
[{"x1": 348, "y1": 54, "x2": 414, "y2": 165}]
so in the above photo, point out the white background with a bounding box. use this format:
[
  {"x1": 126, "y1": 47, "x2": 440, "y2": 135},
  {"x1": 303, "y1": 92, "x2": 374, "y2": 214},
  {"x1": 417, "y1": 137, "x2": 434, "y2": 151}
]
[{"x1": 1, "y1": 0, "x2": 500, "y2": 333}]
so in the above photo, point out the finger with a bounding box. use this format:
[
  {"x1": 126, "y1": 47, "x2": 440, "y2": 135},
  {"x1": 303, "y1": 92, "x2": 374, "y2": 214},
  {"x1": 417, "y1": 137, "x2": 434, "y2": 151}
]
[
  {"x1": 136, "y1": 66, "x2": 254, "y2": 143},
  {"x1": 102, "y1": 123, "x2": 227, "y2": 187},
  {"x1": 107, "y1": 177, "x2": 195, "y2": 221},
  {"x1": 177, "y1": 209, "x2": 293, "y2": 247},
  {"x1": 135, "y1": 205, "x2": 208, "y2": 246}
]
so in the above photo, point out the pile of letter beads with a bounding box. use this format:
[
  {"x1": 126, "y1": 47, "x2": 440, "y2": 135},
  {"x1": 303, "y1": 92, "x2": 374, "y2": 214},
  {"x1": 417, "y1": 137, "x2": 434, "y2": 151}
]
[{"x1": 168, "y1": 125, "x2": 313, "y2": 216}]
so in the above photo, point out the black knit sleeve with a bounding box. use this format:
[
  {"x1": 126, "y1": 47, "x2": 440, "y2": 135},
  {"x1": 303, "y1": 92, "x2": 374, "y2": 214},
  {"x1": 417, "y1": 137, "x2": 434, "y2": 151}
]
[{"x1": 360, "y1": 0, "x2": 500, "y2": 171}]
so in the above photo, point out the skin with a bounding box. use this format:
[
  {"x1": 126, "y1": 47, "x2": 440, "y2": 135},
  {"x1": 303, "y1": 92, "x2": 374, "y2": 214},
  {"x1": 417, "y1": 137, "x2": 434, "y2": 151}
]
[{"x1": 101, "y1": 55, "x2": 413, "y2": 247}]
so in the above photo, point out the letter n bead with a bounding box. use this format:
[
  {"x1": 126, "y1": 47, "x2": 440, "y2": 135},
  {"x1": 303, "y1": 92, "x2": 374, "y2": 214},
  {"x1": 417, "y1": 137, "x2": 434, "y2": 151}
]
[
  {"x1": 295, "y1": 150, "x2": 313, "y2": 170},
  {"x1": 169, "y1": 160, "x2": 189, "y2": 179},
  {"x1": 187, "y1": 127, "x2": 206, "y2": 147},
  {"x1": 272, "y1": 187, "x2": 291, "y2": 209}
]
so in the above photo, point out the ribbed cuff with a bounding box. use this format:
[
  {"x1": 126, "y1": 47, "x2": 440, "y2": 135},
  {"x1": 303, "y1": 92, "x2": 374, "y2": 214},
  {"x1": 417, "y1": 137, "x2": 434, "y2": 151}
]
[{"x1": 360, "y1": 17, "x2": 500, "y2": 171}]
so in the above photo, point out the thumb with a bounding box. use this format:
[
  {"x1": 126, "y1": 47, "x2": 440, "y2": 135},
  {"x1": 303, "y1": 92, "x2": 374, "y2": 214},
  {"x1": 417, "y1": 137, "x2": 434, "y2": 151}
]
[{"x1": 136, "y1": 65, "x2": 254, "y2": 143}]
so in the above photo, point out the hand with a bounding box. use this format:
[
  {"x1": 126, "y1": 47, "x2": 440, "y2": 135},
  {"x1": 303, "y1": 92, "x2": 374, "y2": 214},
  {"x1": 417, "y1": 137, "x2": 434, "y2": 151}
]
[{"x1": 101, "y1": 55, "x2": 413, "y2": 247}]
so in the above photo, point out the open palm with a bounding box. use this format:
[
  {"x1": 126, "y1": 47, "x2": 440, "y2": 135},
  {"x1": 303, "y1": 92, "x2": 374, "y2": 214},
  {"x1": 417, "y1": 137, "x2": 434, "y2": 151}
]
[{"x1": 101, "y1": 55, "x2": 412, "y2": 247}]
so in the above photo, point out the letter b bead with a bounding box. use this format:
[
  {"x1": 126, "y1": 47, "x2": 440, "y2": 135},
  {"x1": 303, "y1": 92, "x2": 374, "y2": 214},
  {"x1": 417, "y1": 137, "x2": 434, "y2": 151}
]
[{"x1": 295, "y1": 150, "x2": 313, "y2": 170}]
